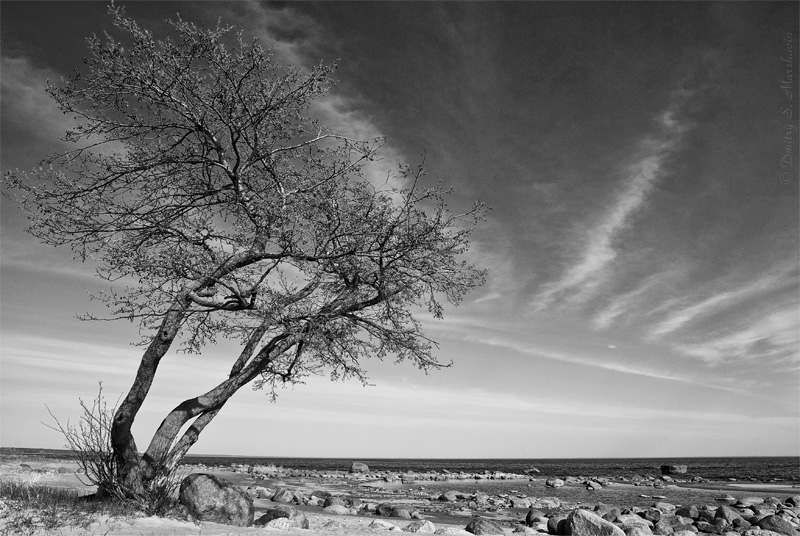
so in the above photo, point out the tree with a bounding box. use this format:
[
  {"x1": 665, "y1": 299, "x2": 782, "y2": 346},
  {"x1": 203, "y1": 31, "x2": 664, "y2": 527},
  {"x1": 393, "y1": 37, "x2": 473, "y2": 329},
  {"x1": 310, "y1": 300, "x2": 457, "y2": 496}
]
[{"x1": 2, "y1": 6, "x2": 485, "y2": 499}]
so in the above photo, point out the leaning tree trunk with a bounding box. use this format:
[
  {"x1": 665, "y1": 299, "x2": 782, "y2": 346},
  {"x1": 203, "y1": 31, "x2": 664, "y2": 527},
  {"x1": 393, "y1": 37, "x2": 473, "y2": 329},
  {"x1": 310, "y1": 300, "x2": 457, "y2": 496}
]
[
  {"x1": 139, "y1": 329, "x2": 298, "y2": 483},
  {"x1": 110, "y1": 300, "x2": 188, "y2": 495}
]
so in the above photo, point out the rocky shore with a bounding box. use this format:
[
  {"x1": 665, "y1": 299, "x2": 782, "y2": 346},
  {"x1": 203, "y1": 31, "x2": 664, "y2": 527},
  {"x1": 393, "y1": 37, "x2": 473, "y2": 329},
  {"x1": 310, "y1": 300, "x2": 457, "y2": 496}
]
[{"x1": 2, "y1": 456, "x2": 798, "y2": 536}]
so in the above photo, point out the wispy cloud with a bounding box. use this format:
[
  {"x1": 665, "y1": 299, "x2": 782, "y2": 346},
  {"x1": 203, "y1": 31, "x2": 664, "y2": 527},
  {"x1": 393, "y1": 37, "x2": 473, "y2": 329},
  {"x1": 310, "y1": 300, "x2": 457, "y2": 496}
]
[
  {"x1": 592, "y1": 272, "x2": 671, "y2": 330},
  {"x1": 450, "y1": 330, "x2": 745, "y2": 393},
  {"x1": 532, "y1": 143, "x2": 672, "y2": 311},
  {"x1": 673, "y1": 307, "x2": 800, "y2": 366},
  {"x1": 648, "y1": 264, "x2": 798, "y2": 339}
]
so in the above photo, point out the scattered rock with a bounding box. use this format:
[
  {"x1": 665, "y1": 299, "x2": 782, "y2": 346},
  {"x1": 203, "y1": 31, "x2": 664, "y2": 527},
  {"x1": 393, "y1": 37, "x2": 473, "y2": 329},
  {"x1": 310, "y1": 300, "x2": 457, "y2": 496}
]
[
  {"x1": 569, "y1": 508, "x2": 626, "y2": 536},
  {"x1": 178, "y1": 473, "x2": 254, "y2": 527},
  {"x1": 323, "y1": 496, "x2": 348, "y2": 508},
  {"x1": 756, "y1": 515, "x2": 799, "y2": 536},
  {"x1": 405, "y1": 520, "x2": 437, "y2": 533},
  {"x1": 254, "y1": 505, "x2": 309, "y2": 529},
  {"x1": 440, "y1": 490, "x2": 462, "y2": 502},
  {"x1": 323, "y1": 505, "x2": 352, "y2": 515},
  {"x1": 465, "y1": 516, "x2": 505, "y2": 535},
  {"x1": 271, "y1": 487, "x2": 296, "y2": 503},
  {"x1": 548, "y1": 515, "x2": 571, "y2": 535}
]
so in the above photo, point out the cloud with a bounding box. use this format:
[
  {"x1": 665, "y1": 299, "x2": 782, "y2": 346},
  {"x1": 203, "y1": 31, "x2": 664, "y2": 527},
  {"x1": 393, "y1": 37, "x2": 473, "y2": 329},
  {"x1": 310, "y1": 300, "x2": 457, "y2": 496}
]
[
  {"x1": 531, "y1": 145, "x2": 670, "y2": 311},
  {"x1": 673, "y1": 307, "x2": 800, "y2": 366},
  {"x1": 648, "y1": 263, "x2": 798, "y2": 338},
  {"x1": 592, "y1": 272, "x2": 670, "y2": 330},
  {"x1": 451, "y1": 330, "x2": 745, "y2": 393}
]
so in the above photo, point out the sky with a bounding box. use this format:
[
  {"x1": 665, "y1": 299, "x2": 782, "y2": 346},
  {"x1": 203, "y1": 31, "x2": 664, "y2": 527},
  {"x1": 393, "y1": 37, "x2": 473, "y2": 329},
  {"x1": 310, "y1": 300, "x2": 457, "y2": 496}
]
[{"x1": 1, "y1": 1, "x2": 798, "y2": 460}]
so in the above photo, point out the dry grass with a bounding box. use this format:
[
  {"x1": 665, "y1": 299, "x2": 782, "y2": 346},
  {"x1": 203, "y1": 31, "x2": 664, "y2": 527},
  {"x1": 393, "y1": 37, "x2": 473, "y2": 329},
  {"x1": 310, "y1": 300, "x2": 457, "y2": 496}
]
[{"x1": 0, "y1": 476, "x2": 144, "y2": 535}]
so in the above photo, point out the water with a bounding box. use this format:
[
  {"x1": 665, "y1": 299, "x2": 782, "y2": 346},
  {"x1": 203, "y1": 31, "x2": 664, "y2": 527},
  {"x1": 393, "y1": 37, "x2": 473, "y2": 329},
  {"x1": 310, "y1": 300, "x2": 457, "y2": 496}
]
[{"x1": 181, "y1": 455, "x2": 799, "y2": 483}]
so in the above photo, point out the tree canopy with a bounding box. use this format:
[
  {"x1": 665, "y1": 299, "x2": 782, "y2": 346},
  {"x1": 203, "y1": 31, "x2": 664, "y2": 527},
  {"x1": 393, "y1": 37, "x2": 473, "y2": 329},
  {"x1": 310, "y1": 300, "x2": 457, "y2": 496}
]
[{"x1": 3, "y1": 5, "x2": 485, "y2": 497}]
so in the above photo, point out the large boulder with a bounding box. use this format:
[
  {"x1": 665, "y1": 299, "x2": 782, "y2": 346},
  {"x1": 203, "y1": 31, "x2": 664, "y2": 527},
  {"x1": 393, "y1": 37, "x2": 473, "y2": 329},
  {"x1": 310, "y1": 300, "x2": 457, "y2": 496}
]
[
  {"x1": 179, "y1": 473, "x2": 254, "y2": 527},
  {"x1": 465, "y1": 517, "x2": 505, "y2": 535},
  {"x1": 569, "y1": 508, "x2": 626, "y2": 536},
  {"x1": 547, "y1": 478, "x2": 566, "y2": 488},
  {"x1": 756, "y1": 515, "x2": 799, "y2": 536},
  {"x1": 254, "y1": 505, "x2": 309, "y2": 529},
  {"x1": 350, "y1": 461, "x2": 370, "y2": 473}
]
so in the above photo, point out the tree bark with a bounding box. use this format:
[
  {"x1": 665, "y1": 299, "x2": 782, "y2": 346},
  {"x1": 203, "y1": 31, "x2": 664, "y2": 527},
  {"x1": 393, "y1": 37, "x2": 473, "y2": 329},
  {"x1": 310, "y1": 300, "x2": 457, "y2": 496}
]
[
  {"x1": 110, "y1": 299, "x2": 188, "y2": 495},
  {"x1": 139, "y1": 329, "x2": 296, "y2": 481}
]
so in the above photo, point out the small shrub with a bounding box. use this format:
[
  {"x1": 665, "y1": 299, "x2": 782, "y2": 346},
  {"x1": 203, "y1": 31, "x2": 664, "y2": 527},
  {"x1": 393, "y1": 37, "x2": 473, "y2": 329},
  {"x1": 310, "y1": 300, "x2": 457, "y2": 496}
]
[{"x1": 45, "y1": 383, "x2": 181, "y2": 516}]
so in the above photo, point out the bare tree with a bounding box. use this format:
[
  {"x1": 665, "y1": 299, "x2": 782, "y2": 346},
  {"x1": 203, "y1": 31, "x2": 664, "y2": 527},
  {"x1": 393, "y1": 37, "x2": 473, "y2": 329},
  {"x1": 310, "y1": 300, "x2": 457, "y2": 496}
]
[{"x1": 3, "y1": 6, "x2": 485, "y2": 499}]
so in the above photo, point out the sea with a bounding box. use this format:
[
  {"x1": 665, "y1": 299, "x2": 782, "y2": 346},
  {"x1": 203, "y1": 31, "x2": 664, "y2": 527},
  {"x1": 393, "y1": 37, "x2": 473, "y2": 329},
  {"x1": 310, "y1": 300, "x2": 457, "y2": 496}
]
[
  {"x1": 4, "y1": 449, "x2": 797, "y2": 483},
  {"x1": 180, "y1": 455, "x2": 799, "y2": 483}
]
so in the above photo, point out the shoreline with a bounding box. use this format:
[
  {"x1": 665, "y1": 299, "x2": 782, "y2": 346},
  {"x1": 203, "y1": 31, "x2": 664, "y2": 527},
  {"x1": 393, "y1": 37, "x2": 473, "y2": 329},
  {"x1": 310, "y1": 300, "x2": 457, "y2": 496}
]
[{"x1": 2, "y1": 453, "x2": 799, "y2": 535}]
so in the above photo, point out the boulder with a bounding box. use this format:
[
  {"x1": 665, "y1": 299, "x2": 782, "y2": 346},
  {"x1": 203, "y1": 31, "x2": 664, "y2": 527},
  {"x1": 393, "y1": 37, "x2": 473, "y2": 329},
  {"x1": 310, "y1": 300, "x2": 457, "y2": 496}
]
[
  {"x1": 715, "y1": 506, "x2": 743, "y2": 524},
  {"x1": 323, "y1": 496, "x2": 348, "y2": 508},
  {"x1": 262, "y1": 517, "x2": 293, "y2": 530},
  {"x1": 465, "y1": 517, "x2": 505, "y2": 535},
  {"x1": 376, "y1": 503, "x2": 396, "y2": 516},
  {"x1": 271, "y1": 487, "x2": 296, "y2": 503},
  {"x1": 547, "y1": 478, "x2": 566, "y2": 488},
  {"x1": 440, "y1": 490, "x2": 462, "y2": 502},
  {"x1": 323, "y1": 505, "x2": 352, "y2": 515},
  {"x1": 527, "y1": 509, "x2": 544, "y2": 527},
  {"x1": 512, "y1": 497, "x2": 533, "y2": 509},
  {"x1": 675, "y1": 507, "x2": 699, "y2": 520},
  {"x1": 179, "y1": 473, "x2": 254, "y2": 527},
  {"x1": 617, "y1": 514, "x2": 654, "y2": 529},
  {"x1": 549, "y1": 515, "x2": 571, "y2": 535},
  {"x1": 392, "y1": 507, "x2": 413, "y2": 519},
  {"x1": 372, "y1": 519, "x2": 399, "y2": 529},
  {"x1": 660, "y1": 466, "x2": 688, "y2": 475},
  {"x1": 405, "y1": 520, "x2": 437, "y2": 533},
  {"x1": 254, "y1": 505, "x2": 309, "y2": 529},
  {"x1": 569, "y1": 508, "x2": 626, "y2": 536},
  {"x1": 350, "y1": 462, "x2": 370, "y2": 474},
  {"x1": 756, "y1": 515, "x2": 799, "y2": 536},
  {"x1": 786, "y1": 497, "x2": 800, "y2": 508}
]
